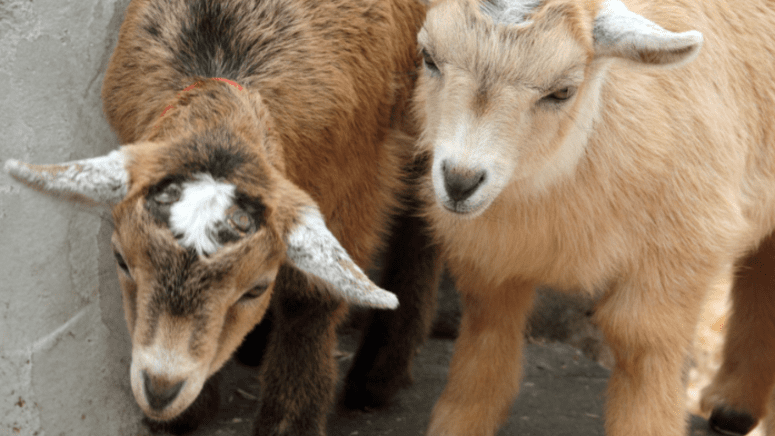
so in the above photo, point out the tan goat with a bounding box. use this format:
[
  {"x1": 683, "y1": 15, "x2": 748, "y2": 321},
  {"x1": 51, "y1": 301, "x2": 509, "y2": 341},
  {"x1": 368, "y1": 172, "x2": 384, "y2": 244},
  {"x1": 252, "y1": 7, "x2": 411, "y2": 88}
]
[
  {"x1": 4, "y1": 0, "x2": 440, "y2": 434},
  {"x1": 414, "y1": 0, "x2": 775, "y2": 435}
]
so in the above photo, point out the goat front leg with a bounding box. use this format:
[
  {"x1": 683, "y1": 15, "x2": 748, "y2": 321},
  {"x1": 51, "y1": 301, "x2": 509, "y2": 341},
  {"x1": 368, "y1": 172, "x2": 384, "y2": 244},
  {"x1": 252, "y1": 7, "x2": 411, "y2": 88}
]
[
  {"x1": 595, "y1": 264, "x2": 713, "y2": 436},
  {"x1": 427, "y1": 268, "x2": 536, "y2": 436},
  {"x1": 701, "y1": 232, "x2": 775, "y2": 435},
  {"x1": 344, "y1": 191, "x2": 442, "y2": 409},
  {"x1": 253, "y1": 266, "x2": 347, "y2": 436}
]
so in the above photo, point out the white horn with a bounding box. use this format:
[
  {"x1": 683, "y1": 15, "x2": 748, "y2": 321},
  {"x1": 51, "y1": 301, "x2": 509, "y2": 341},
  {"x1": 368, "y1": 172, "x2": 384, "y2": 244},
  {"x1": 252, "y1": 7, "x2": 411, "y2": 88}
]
[
  {"x1": 4, "y1": 149, "x2": 129, "y2": 205},
  {"x1": 593, "y1": 0, "x2": 703, "y2": 67},
  {"x1": 285, "y1": 206, "x2": 399, "y2": 309}
]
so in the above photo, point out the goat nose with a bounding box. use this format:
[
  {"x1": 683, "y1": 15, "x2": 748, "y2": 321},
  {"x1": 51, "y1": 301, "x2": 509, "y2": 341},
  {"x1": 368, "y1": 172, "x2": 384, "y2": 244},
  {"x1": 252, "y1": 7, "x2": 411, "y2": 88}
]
[
  {"x1": 442, "y1": 162, "x2": 486, "y2": 203},
  {"x1": 143, "y1": 370, "x2": 185, "y2": 411}
]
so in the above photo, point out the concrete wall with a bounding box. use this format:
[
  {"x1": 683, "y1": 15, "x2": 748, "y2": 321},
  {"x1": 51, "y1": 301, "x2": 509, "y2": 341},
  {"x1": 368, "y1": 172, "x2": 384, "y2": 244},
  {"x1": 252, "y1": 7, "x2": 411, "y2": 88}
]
[{"x1": 0, "y1": 0, "x2": 144, "y2": 434}]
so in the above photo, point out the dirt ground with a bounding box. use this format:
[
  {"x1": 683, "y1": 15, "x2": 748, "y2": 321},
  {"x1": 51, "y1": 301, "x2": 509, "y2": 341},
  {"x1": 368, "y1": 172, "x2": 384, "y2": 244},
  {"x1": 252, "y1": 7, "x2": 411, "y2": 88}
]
[
  {"x1": 123, "y1": 268, "x2": 761, "y2": 436},
  {"x1": 130, "y1": 332, "x2": 723, "y2": 436}
]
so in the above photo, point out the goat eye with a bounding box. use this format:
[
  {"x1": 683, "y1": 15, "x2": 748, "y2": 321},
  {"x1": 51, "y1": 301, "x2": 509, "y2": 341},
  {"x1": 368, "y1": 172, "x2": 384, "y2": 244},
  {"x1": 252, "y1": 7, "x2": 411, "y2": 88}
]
[
  {"x1": 154, "y1": 183, "x2": 181, "y2": 204},
  {"x1": 543, "y1": 87, "x2": 576, "y2": 102},
  {"x1": 114, "y1": 251, "x2": 131, "y2": 276},
  {"x1": 227, "y1": 208, "x2": 255, "y2": 233},
  {"x1": 239, "y1": 283, "x2": 269, "y2": 302},
  {"x1": 422, "y1": 49, "x2": 439, "y2": 75}
]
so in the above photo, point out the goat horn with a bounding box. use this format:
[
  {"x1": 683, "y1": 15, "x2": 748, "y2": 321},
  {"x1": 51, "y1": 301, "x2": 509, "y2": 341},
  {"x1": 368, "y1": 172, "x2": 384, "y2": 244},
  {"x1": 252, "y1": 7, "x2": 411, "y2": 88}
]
[
  {"x1": 4, "y1": 149, "x2": 129, "y2": 205},
  {"x1": 285, "y1": 206, "x2": 399, "y2": 309}
]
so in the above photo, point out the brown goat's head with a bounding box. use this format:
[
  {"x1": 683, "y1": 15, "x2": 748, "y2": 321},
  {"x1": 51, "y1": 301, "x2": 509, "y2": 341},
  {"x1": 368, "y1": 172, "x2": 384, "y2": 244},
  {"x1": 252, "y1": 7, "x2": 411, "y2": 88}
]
[
  {"x1": 415, "y1": 0, "x2": 702, "y2": 216},
  {"x1": 4, "y1": 82, "x2": 397, "y2": 421}
]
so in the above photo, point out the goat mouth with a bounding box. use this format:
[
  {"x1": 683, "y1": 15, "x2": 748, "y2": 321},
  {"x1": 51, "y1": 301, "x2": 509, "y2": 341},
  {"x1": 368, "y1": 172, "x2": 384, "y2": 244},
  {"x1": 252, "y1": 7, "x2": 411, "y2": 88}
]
[
  {"x1": 440, "y1": 198, "x2": 487, "y2": 218},
  {"x1": 137, "y1": 385, "x2": 200, "y2": 423},
  {"x1": 130, "y1": 356, "x2": 210, "y2": 423}
]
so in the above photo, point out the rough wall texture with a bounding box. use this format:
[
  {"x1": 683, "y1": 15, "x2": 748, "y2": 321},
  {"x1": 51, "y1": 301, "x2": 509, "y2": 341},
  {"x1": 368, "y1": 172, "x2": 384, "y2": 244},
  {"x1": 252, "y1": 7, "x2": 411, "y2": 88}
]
[{"x1": 0, "y1": 0, "x2": 143, "y2": 435}]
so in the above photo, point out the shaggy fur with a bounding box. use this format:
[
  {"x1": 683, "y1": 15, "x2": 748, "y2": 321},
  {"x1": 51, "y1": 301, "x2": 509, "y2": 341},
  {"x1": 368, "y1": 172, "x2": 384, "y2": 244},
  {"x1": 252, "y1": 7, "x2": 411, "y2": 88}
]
[
  {"x1": 5, "y1": 0, "x2": 441, "y2": 434},
  {"x1": 414, "y1": 0, "x2": 775, "y2": 435}
]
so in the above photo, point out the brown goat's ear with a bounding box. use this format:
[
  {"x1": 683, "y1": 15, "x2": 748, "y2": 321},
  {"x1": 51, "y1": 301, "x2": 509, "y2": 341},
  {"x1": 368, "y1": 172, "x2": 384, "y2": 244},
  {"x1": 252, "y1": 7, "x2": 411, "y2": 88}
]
[
  {"x1": 4, "y1": 149, "x2": 129, "y2": 205},
  {"x1": 284, "y1": 206, "x2": 399, "y2": 310},
  {"x1": 593, "y1": 0, "x2": 702, "y2": 67}
]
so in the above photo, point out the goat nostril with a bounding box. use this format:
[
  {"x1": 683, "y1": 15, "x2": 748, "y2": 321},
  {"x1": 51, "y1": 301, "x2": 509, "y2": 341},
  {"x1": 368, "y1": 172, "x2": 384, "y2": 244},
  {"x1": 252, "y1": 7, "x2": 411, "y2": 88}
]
[
  {"x1": 443, "y1": 168, "x2": 486, "y2": 203},
  {"x1": 143, "y1": 370, "x2": 185, "y2": 411}
]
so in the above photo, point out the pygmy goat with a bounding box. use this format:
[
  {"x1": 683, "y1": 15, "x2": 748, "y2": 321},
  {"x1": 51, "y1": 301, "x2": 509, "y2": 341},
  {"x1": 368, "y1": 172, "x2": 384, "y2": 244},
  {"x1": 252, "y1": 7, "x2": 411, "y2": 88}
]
[
  {"x1": 414, "y1": 0, "x2": 775, "y2": 435},
  {"x1": 5, "y1": 0, "x2": 440, "y2": 434}
]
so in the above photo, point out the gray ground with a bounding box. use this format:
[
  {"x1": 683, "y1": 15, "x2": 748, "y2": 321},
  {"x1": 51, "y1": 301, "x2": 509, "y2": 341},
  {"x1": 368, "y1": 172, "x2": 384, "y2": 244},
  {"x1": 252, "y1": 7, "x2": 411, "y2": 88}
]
[
  {"x1": 132, "y1": 334, "x2": 719, "y2": 436},
  {"x1": 128, "y1": 273, "x2": 727, "y2": 436}
]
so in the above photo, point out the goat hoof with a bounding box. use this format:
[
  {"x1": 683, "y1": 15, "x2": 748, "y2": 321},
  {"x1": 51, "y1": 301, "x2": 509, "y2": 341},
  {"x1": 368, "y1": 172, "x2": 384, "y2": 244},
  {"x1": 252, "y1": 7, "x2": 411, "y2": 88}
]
[{"x1": 709, "y1": 406, "x2": 757, "y2": 436}]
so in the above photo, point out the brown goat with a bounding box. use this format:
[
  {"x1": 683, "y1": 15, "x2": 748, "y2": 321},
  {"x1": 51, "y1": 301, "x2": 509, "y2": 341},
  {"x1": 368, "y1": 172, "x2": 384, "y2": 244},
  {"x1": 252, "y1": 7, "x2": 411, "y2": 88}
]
[
  {"x1": 4, "y1": 0, "x2": 440, "y2": 434},
  {"x1": 414, "y1": 0, "x2": 775, "y2": 435}
]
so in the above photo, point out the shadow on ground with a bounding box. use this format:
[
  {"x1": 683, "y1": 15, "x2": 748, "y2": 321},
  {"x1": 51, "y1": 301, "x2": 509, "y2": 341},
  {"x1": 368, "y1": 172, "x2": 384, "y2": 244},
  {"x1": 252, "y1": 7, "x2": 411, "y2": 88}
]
[
  {"x1": 130, "y1": 271, "x2": 726, "y2": 436},
  {"x1": 132, "y1": 332, "x2": 722, "y2": 436}
]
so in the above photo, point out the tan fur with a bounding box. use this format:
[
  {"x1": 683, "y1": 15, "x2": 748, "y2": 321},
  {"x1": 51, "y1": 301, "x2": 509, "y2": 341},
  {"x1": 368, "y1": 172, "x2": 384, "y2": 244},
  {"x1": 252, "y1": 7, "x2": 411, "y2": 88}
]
[{"x1": 414, "y1": 0, "x2": 775, "y2": 435}]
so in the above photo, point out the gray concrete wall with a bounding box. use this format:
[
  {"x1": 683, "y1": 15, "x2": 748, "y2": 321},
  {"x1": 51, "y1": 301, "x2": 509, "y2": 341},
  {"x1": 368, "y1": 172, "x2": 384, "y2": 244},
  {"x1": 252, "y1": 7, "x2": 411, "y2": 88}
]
[{"x1": 0, "y1": 0, "x2": 144, "y2": 434}]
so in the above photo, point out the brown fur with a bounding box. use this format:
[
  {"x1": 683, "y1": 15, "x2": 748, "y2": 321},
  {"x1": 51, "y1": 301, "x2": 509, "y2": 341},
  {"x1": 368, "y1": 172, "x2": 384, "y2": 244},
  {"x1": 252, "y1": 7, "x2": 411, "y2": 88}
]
[
  {"x1": 414, "y1": 0, "x2": 775, "y2": 435},
  {"x1": 99, "y1": 0, "x2": 438, "y2": 434},
  {"x1": 701, "y1": 232, "x2": 775, "y2": 430}
]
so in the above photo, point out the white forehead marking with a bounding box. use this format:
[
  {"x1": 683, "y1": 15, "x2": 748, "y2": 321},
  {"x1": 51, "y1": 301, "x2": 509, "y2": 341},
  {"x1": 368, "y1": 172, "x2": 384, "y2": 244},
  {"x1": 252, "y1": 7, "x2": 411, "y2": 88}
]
[
  {"x1": 169, "y1": 173, "x2": 235, "y2": 255},
  {"x1": 480, "y1": 0, "x2": 542, "y2": 25}
]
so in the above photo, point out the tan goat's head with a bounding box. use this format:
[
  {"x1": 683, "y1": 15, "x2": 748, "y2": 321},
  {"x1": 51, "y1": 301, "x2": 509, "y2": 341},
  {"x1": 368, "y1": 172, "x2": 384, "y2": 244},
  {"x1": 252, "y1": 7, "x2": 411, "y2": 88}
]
[
  {"x1": 4, "y1": 82, "x2": 398, "y2": 421},
  {"x1": 416, "y1": 0, "x2": 703, "y2": 216}
]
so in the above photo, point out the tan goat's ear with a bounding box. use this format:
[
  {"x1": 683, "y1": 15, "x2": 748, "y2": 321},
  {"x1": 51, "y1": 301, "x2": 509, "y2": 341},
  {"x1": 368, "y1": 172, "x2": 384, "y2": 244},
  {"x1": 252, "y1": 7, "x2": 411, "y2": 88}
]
[
  {"x1": 593, "y1": 0, "x2": 703, "y2": 67},
  {"x1": 284, "y1": 206, "x2": 399, "y2": 310},
  {"x1": 4, "y1": 149, "x2": 129, "y2": 205}
]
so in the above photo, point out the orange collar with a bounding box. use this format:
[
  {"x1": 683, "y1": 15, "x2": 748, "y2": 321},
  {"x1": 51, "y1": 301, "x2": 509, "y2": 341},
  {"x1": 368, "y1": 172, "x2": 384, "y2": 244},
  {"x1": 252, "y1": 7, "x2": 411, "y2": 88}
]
[{"x1": 159, "y1": 77, "x2": 243, "y2": 119}]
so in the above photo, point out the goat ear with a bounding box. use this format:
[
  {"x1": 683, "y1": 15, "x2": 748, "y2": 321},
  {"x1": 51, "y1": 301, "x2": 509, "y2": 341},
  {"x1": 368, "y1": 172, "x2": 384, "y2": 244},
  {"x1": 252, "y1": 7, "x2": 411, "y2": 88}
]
[
  {"x1": 4, "y1": 149, "x2": 129, "y2": 205},
  {"x1": 284, "y1": 206, "x2": 399, "y2": 310},
  {"x1": 593, "y1": 0, "x2": 702, "y2": 67}
]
